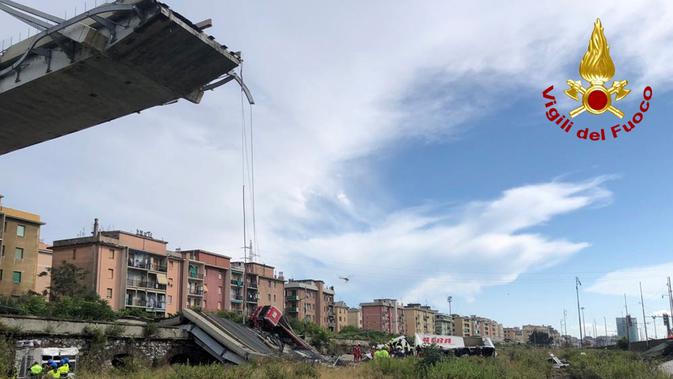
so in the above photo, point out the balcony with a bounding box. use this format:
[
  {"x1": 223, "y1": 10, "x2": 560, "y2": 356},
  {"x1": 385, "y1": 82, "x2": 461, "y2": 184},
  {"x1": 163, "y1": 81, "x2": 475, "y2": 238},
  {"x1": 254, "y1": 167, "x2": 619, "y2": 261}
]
[
  {"x1": 231, "y1": 295, "x2": 243, "y2": 303},
  {"x1": 128, "y1": 259, "x2": 150, "y2": 270},
  {"x1": 247, "y1": 281, "x2": 258, "y2": 289},
  {"x1": 286, "y1": 295, "x2": 300, "y2": 301},
  {"x1": 230, "y1": 279, "x2": 244, "y2": 287},
  {"x1": 246, "y1": 294, "x2": 258, "y2": 303},
  {"x1": 189, "y1": 272, "x2": 204, "y2": 280},
  {"x1": 126, "y1": 279, "x2": 166, "y2": 292},
  {"x1": 150, "y1": 263, "x2": 167, "y2": 272},
  {"x1": 126, "y1": 298, "x2": 147, "y2": 307},
  {"x1": 287, "y1": 307, "x2": 299, "y2": 313},
  {"x1": 188, "y1": 288, "x2": 204, "y2": 296}
]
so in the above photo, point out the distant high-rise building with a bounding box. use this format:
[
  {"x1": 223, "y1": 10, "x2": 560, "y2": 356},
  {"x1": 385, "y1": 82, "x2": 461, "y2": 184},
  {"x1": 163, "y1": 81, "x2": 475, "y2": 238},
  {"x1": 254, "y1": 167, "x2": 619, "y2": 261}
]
[
  {"x1": 616, "y1": 316, "x2": 639, "y2": 342},
  {"x1": 0, "y1": 199, "x2": 50, "y2": 297}
]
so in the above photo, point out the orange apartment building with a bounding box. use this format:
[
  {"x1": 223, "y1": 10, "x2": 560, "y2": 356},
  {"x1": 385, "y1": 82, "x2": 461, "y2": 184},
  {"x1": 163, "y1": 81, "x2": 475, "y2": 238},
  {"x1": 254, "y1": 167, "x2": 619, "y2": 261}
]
[
  {"x1": 285, "y1": 279, "x2": 335, "y2": 330},
  {"x1": 0, "y1": 197, "x2": 51, "y2": 297},
  {"x1": 361, "y1": 299, "x2": 405, "y2": 334},
  {"x1": 230, "y1": 261, "x2": 285, "y2": 316},
  {"x1": 51, "y1": 223, "x2": 287, "y2": 317}
]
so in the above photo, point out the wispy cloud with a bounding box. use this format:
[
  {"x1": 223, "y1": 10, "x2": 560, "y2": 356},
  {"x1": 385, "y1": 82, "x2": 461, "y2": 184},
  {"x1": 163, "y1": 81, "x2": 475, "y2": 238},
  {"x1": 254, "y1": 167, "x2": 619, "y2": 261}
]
[
  {"x1": 588, "y1": 262, "x2": 673, "y2": 299},
  {"x1": 276, "y1": 178, "x2": 612, "y2": 307}
]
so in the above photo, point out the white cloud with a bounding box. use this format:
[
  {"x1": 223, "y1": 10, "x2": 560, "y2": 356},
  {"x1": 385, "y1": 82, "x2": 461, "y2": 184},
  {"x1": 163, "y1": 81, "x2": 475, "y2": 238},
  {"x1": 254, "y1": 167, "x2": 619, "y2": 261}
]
[
  {"x1": 276, "y1": 178, "x2": 611, "y2": 307},
  {"x1": 588, "y1": 262, "x2": 673, "y2": 299}
]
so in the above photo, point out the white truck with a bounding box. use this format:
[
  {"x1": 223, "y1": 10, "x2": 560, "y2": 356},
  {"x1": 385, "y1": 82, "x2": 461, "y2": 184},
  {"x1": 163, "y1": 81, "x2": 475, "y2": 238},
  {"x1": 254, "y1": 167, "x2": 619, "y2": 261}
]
[{"x1": 13, "y1": 340, "x2": 78, "y2": 379}]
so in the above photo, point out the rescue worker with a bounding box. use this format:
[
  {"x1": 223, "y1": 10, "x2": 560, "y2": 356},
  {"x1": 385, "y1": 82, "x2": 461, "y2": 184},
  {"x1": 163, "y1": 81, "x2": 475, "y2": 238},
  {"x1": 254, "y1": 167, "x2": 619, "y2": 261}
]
[
  {"x1": 58, "y1": 358, "x2": 70, "y2": 378},
  {"x1": 46, "y1": 362, "x2": 60, "y2": 378},
  {"x1": 374, "y1": 344, "x2": 390, "y2": 359},
  {"x1": 352, "y1": 344, "x2": 362, "y2": 363},
  {"x1": 29, "y1": 361, "x2": 43, "y2": 377}
]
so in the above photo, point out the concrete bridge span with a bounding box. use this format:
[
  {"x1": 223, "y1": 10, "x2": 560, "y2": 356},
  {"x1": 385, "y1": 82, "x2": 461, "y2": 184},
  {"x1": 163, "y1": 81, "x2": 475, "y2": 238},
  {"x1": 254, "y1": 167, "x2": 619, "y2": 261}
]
[{"x1": 0, "y1": 0, "x2": 242, "y2": 155}]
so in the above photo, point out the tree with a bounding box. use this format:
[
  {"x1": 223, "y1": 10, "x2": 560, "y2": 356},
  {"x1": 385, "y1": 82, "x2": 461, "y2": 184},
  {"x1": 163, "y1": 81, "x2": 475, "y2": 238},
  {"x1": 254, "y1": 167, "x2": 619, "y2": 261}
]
[
  {"x1": 48, "y1": 262, "x2": 96, "y2": 301},
  {"x1": 528, "y1": 330, "x2": 553, "y2": 346}
]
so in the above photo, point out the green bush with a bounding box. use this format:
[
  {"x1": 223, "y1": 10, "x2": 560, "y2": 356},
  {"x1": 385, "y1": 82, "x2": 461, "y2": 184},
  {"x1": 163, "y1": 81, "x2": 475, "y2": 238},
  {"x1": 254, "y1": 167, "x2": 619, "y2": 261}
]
[{"x1": 105, "y1": 323, "x2": 126, "y2": 337}]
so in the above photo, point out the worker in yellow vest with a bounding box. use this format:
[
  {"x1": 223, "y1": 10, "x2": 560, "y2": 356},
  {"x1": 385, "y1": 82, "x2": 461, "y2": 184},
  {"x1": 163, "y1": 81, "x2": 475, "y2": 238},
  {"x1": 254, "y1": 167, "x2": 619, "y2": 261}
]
[
  {"x1": 46, "y1": 362, "x2": 61, "y2": 378},
  {"x1": 29, "y1": 361, "x2": 43, "y2": 376},
  {"x1": 58, "y1": 358, "x2": 70, "y2": 377}
]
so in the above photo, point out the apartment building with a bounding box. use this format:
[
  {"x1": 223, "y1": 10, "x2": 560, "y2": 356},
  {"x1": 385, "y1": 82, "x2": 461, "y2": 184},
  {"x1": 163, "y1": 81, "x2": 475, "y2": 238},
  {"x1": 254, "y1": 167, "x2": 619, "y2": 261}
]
[
  {"x1": 403, "y1": 303, "x2": 437, "y2": 335},
  {"x1": 504, "y1": 327, "x2": 525, "y2": 343},
  {"x1": 248, "y1": 262, "x2": 285, "y2": 312},
  {"x1": 52, "y1": 229, "x2": 170, "y2": 315},
  {"x1": 361, "y1": 299, "x2": 405, "y2": 334},
  {"x1": 0, "y1": 199, "x2": 50, "y2": 297},
  {"x1": 285, "y1": 279, "x2": 335, "y2": 330},
  {"x1": 452, "y1": 314, "x2": 473, "y2": 337},
  {"x1": 471, "y1": 316, "x2": 504, "y2": 342},
  {"x1": 171, "y1": 249, "x2": 232, "y2": 313},
  {"x1": 347, "y1": 307, "x2": 362, "y2": 329},
  {"x1": 435, "y1": 313, "x2": 454, "y2": 335},
  {"x1": 334, "y1": 301, "x2": 350, "y2": 332},
  {"x1": 521, "y1": 324, "x2": 561, "y2": 345}
]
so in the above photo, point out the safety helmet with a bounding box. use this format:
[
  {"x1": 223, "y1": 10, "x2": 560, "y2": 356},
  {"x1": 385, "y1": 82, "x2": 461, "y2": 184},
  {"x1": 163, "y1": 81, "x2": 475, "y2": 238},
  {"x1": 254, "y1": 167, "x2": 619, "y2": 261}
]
[
  {"x1": 50, "y1": 362, "x2": 58, "y2": 368},
  {"x1": 61, "y1": 358, "x2": 69, "y2": 364}
]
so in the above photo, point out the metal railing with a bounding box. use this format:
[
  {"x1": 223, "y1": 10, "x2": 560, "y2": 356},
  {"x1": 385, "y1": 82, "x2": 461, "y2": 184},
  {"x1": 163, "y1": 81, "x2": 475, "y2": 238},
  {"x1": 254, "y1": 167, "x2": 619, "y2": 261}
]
[
  {"x1": 127, "y1": 279, "x2": 166, "y2": 291},
  {"x1": 188, "y1": 288, "x2": 203, "y2": 296},
  {"x1": 230, "y1": 279, "x2": 244, "y2": 287},
  {"x1": 189, "y1": 272, "x2": 204, "y2": 280}
]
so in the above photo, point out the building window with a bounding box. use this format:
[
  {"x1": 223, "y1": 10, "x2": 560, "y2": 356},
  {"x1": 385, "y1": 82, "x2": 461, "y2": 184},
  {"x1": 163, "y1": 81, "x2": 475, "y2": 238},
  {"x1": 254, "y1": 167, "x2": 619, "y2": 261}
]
[
  {"x1": 168, "y1": 278, "x2": 174, "y2": 287},
  {"x1": 12, "y1": 271, "x2": 21, "y2": 284},
  {"x1": 217, "y1": 302, "x2": 222, "y2": 310},
  {"x1": 218, "y1": 273, "x2": 222, "y2": 280},
  {"x1": 106, "y1": 288, "x2": 112, "y2": 299},
  {"x1": 109, "y1": 249, "x2": 115, "y2": 259},
  {"x1": 16, "y1": 225, "x2": 25, "y2": 237},
  {"x1": 14, "y1": 247, "x2": 23, "y2": 261},
  {"x1": 1, "y1": 245, "x2": 4, "y2": 257},
  {"x1": 218, "y1": 286, "x2": 222, "y2": 295},
  {"x1": 72, "y1": 249, "x2": 76, "y2": 260},
  {"x1": 107, "y1": 269, "x2": 114, "y2": 279},
  {"x1": 0, "y1": 269, "x2": 3, "y2": 280},
  {"x1": 169, "y1": 261, "x2": 174, "y2": 269},
  {"x1": 167, "y1": 295, "x2": 172, "y2": 305},
  {"x1": 268, "y1": 294, "x2": 271, "y2": 301},
  {"x1": 273, "y1": 294, "x2": 276, "y2": 302}
]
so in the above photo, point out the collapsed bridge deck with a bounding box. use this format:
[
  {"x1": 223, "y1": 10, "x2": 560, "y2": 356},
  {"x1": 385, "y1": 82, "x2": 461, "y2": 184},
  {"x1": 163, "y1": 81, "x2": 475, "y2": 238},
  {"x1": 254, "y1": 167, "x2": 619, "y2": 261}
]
[{"x1": 0, "y1": 0, "x2": 241, "y2": 155}]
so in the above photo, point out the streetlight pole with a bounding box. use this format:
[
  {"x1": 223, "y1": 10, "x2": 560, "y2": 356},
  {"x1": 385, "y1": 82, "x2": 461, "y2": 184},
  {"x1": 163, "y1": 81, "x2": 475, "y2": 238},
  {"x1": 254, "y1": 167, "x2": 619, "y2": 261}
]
[
  {"x1": 652, "y1": 315, "x2": 658, "y2": 339},
  {"x1": 576, "y1": 277, "x2": 583, "y2": 346},
  {"x1": 563, "y1": 309, "x2": 568, "y2": 346},
  {"x1": 447, "y1": 296, "x2": 453, "y2": 315}
]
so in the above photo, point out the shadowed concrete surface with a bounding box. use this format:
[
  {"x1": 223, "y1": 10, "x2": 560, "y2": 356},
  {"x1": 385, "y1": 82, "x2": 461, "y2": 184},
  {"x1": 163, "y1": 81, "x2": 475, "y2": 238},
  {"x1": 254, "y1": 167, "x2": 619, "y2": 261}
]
[{"x1": 0, "y1": 0, "x2": 241, "y2": 155}]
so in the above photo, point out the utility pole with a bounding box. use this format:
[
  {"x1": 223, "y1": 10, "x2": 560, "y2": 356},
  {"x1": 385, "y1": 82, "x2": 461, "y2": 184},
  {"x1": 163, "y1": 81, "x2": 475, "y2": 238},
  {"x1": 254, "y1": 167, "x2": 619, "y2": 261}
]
[
  {"x1": 652, "y1": 315, "x2": 658, "y2": 339},
  {"x1": 667, "y1": 277, "x2": 673, "y2": 336},
  {"x1": 593, "y1": 319, "x2": 597, "y2": 339},
  {"x1": 640, "y1": 282, "x2": 649, "y2": 345},
  {"x1": 603, "y1": 316, "x2": 608, "y2": 346},
  {"x1": 576, "y1": 277, "x2": 583, "y2": 346},
  {"x1": 581, "y1": 306, "x2": 586, "y2": 344}
]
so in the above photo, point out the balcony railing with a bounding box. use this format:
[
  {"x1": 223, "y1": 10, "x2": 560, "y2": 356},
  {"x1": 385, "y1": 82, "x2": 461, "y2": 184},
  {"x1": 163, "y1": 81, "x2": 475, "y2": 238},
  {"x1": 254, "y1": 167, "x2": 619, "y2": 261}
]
[
  {"x1": 128, "y1": 259, "x2": 150, "y2": 270},
  {"x1": 127, "y1": 279, "x2": 166, "y2": 291},
  {"x1": 126, "y1": 298, "x2": 146, "y2": 307},
  {"x1": 231, "y1": 295, "x2": 243, "y2": 302},
  {"x1": 247, "y1": 281, "x2": 258, "y2": 289},
  {"x1": 150, "y1": 263, "x2": 167, "y2": 272},
  {"x1": 286, "y1": 295, "x2": 300, "y2": 301},
  {"x1": 287, "y1": 307, "x2": 299, "y2": 313},
  {"x1": 188, "y1": 288, "x2": 204, "y2": 296},
  {"x1": 189, "y1": 272, "x2": 204, "y2": 280},
  {"x1": 246, "y1": 294, "x2": 258, "y2": 303},
  {"x1": 230, "y1": 279, "x2": 244, "y2": 287}
]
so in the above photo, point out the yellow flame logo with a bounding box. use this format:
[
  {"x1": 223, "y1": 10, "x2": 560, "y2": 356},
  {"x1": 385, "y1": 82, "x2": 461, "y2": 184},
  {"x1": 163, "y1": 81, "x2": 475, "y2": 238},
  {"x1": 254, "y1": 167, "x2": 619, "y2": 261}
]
[
  {"x1": 579, "y1": 19, "x2": 615, "y2": 85},
  {"x1": 564, "y1": 18, "x2": 630, "y2": 118}
]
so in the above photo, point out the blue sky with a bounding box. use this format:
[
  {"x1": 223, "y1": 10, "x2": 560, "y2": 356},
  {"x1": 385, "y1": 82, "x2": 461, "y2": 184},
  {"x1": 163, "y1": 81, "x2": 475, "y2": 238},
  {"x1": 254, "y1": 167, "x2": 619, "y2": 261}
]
[{"x1": 2, "y1": 0, "x2": 673, "y2": 339}]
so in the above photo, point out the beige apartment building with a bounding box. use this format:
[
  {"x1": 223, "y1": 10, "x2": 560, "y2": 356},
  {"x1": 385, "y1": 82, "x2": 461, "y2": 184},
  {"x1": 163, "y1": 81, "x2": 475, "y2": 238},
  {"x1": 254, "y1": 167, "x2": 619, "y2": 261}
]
[
  {"x1": 334, "y1": 301, "x2": 349, "y2": 332},
  {"x1": 452, "y1": 314, "x2": 473, "y2": 337},
  {"x1": 0, "y1": 198, "x2": 51, "y2": 297},
  {"x1": 435, "y1": 313, "x2": 454, "y2": 335},
  {"x1": 402, "y1": 303, "x2": 437, "y2": 335},
  {"x1": 347, "y1": 307, "x2": 362, "y2": 329},
  {"x1": 285, "y1": 279, "x2": 335, "y2": 330}
]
